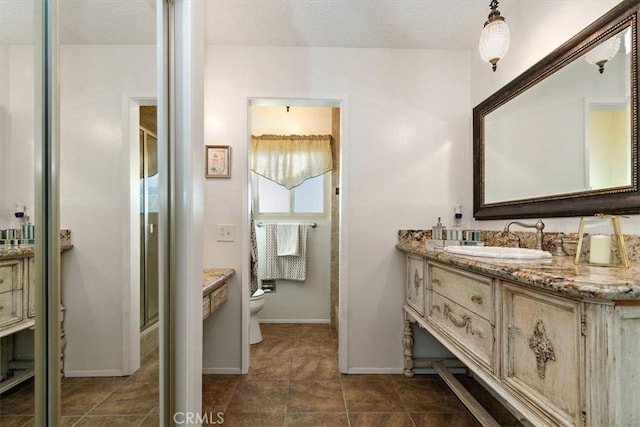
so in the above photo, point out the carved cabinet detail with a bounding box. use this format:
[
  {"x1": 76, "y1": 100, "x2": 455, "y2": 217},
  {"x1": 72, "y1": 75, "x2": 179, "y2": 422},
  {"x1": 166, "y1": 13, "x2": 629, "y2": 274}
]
[
  {"x1": 405, "y1": 255, "x2": 425, "y2": 316},
  {"x1": 502, "y1": 282, "x2": 582, "y2": 426}
]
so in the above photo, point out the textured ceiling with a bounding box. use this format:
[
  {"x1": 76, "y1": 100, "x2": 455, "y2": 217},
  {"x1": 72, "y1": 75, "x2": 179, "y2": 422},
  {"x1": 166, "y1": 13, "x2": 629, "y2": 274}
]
[{"x1": 0, "y1": 0, "x2": 495, "y2": 50}]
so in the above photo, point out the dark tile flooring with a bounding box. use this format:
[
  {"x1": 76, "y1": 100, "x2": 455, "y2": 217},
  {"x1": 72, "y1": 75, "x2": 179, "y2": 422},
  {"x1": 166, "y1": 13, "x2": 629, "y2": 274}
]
[
  {"x1": 0, "y1": 356, "x2": 159, "y2": 426},
  {"x1": 0, "y1": 323, "x2": 521, "y2": 426},
  {"x1": 204, "y1": 323, "x2": 522, "y2": 426}
]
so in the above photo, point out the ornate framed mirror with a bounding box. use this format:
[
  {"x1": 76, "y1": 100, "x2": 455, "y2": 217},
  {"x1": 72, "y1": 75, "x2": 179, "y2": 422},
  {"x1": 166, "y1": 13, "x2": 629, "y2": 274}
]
[{"x1": 473, "y1": 1, "x2": 640, "y2": 219}]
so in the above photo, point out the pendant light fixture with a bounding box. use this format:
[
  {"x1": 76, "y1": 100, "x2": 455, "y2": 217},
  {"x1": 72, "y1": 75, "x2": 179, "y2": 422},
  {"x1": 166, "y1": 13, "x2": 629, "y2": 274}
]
[
  {"x1": 479, "y1": 0, "x2": 510, "y2": 72},
  {"x1": 584, "y1": 34, "x2": 621, "y2": 74}
]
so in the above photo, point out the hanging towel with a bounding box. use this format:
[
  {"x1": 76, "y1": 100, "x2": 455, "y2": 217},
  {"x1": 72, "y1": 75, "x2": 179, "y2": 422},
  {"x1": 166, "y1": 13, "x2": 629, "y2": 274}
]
[
  {"x1": 265, "y1": 224, "x2": 310, "y2": 281},
  {"x1": 277, "y1": 224, "x2": 300, "y2": 256}
]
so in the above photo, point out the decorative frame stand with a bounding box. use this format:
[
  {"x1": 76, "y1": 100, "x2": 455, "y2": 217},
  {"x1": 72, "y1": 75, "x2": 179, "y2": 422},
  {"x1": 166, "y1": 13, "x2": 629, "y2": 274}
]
[{"x1": 574, "y1": 214, "x2": 629, "y2": 268}]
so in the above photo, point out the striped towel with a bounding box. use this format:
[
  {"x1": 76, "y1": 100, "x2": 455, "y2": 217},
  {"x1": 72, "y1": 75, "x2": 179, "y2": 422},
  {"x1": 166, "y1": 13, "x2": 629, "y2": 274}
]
[{"x1": 264, "y1": 224, "x2": 309, "y2": 281}]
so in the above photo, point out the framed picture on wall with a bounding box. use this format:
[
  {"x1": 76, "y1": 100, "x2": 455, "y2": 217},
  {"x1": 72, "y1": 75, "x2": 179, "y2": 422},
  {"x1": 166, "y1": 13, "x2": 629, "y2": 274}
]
[{"x1": 205, "y1": 145, "x2": 231, "y2": 178}]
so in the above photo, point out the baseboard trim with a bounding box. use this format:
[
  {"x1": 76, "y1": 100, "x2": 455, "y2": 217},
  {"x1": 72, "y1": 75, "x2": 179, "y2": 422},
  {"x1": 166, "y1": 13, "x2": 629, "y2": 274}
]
[
  {"x1": 202, "y1": 367, "x2": 242, "y2": 375},
  {"x1": 64, "y1": 370, "x2": 124, "y2": 377},
  {"x1": 259, "y1": 319, "x2": 330, "y2": 324}
]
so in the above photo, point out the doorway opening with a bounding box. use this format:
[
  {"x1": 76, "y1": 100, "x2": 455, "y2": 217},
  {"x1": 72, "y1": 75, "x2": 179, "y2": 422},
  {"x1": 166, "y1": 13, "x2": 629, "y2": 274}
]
[
  {"x1": 139, "y1": 105, "x2": 159, "y2": 361},
  {"x1": 246, "y1": 98, "x2": 343, "y2": 371}
]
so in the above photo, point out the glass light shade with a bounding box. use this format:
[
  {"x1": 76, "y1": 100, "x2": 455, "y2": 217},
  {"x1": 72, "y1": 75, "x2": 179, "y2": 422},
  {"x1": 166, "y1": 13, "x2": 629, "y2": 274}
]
[
  {"x1": 479, "y1": 18, "x2": 510, "y2": 71},
  {"x1": 584, "y1": 35, "x2": 621, "y2": 73}
]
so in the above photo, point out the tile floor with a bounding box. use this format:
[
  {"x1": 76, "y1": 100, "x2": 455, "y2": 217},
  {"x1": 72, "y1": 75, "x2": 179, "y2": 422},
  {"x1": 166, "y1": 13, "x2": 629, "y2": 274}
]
[
  {"x1": 0, "y1": 355, "x2": 159, "y2": 426},
  {"x1": 204, "y1": 323, "x2": 522, "y2": 426},
  {"x1": 0, "y1": 323, "x2": 522, "y2": 426}
]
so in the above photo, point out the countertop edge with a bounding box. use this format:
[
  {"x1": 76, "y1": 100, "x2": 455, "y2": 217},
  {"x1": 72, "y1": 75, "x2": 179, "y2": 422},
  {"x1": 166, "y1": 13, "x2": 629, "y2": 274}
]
[
  {"x1": 0, "y1": 243, "x2": 74, "y2": 261},
  {"x1": 203, "y1": 268, "x2": 235, "y2": 297},
  {"x1": 396, "y1": 242, "x2": 640, "y2": 301}
]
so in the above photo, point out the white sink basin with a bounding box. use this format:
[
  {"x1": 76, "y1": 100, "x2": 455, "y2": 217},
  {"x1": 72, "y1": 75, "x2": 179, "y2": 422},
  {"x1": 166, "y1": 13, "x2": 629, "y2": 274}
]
[{"x1": 444, "y1": 246, "x2": 552, "y2": 260}]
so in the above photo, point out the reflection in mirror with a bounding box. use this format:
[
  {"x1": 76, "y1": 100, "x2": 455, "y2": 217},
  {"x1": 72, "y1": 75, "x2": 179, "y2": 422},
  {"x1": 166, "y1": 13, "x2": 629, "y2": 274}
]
[
  {"x1": 586, "y1": 99, "x2": 631, "y2": 190},
  {"x1": 474, "y1": 1, "x2": 640, "y2": 219},
  {"x1": 0, "y1": 0, "x2": 39, "y2": 421},
  {"x1": 484, "y1": 27, "x2": 631, "y2": 204}
]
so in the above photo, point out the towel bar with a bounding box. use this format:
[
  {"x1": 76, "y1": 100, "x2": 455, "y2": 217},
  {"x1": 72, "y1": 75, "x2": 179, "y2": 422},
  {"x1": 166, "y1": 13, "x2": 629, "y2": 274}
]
[{"x1": 256, "y1": 222, "x2": 317, "y2": 228}]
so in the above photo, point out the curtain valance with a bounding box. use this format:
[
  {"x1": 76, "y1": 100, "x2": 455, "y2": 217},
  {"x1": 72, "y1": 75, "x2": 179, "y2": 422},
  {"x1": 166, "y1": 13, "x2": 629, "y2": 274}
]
[{"x1": 251, "y1": 134, "x2": 333, "y2": 189}]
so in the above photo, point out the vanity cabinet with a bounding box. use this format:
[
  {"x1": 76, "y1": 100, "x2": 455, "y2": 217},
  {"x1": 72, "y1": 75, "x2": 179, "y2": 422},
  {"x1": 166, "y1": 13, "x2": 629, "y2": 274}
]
[
  {"x1": 400, "y1": 248, "x2": 640, "y2": 427},
  {"x1": 405, "y1": 255, "x2": 426, "y2": 316},
  {"x1": 0, "y1": 257, "x2": 34, "y2": 393},
  {"x1": 428, "y1": 264, "x2": 496, "y2": 372},
  {"x1": 26, "y1": 257, "x2": 35, "y2": 318},
  {"x1": 0, "y1": 259, "x2": 23, "y2": 328},
  {"x1": 502, "y1": 282, "x2": 583, "y2": 426}
]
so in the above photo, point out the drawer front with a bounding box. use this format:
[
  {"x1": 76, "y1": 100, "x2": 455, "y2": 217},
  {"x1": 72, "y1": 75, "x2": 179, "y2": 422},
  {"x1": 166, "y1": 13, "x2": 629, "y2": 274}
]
[
  {"x1": 430, "y1": 263, "x2": 493, "y2": 321},
  {"x1": 0, "y1": 260, "x2": 21, "y2": 293},
  {"x1": 406, "y1": 255, "x2": 426, "y2": 315},
  {"x1": 202, "y1": 295, "x2": 211, "y2": 320},
  {"x1": 0, "y1": 290, "x2": 24, "y2": 328},
  {"x1": 212, "y1": 284, "x2": 229, "y2": 310},
  {"x1": 502, "y1": 283, "x2": 582, "y2": 425},
  {"x1": 429, "y1": 292, "x2": 494, "y2": 370}
]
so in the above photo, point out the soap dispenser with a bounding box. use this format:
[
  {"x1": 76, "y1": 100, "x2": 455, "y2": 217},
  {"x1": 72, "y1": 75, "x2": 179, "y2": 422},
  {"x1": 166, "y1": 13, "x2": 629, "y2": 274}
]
[{"x1": 453, "y1": 205, "x2": 462, "y2": 228}]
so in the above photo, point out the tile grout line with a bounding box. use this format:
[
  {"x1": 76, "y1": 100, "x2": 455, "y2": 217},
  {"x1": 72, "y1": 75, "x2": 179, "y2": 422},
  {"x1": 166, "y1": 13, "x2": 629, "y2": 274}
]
[
  {"x1": 331, "y1": 324, "x2": 352, "y2": 427},
  {"x1": 396, "y1": 374, "x2": 418, "y2": 427}
]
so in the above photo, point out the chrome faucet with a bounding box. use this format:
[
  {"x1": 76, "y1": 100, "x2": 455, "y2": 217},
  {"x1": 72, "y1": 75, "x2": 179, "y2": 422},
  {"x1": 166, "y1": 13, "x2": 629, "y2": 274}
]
[{"x1": 503, "y1": 219, "x2": 545, "y2": 250}]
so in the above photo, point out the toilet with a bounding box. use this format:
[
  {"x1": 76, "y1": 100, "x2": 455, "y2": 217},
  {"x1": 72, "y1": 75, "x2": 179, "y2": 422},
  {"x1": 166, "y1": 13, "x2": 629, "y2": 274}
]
[{"x1": 250, "y1": 289, "x2": 266, "y2": 344}]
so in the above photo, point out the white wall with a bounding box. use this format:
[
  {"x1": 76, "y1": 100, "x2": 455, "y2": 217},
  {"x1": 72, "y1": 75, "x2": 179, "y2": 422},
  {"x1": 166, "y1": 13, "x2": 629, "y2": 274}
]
[
  {"x1": 469, "y1": 0, "x2": 640, "y2": 234},
  {"x1": 202, "y1": 46, "x2": 471, "y2": 373},
  {"x1": 4, "y1": 45, "x2": 154, "y2": 376},
  {"x1": 0, "y1": 43, "x2": 9, "y2": 224},
  {"x1": 58, "y1": 45, "x2": 155, "y2": 375},
  {"x1": 251, "y1": 106, "x2": 332, "y2": 323},
  {"x1": 3, "y1": 46, "x2": 35, "y2": 230}
]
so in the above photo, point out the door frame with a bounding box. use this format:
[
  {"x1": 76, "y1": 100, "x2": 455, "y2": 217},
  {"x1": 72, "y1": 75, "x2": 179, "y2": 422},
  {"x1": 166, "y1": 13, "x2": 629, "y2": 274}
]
[
  {"x1": 125, "y1": 96, "x2": 156, "y2": 376},
  {"x1": 242, "y1": 96, "x2": 348, "y2": 373}
]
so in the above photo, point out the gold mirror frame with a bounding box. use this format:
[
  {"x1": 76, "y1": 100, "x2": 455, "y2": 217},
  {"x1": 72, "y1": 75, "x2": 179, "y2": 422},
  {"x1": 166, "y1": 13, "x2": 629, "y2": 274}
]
[{"x1": 473, "y1": 1, "x2": 640, "y2": 220}]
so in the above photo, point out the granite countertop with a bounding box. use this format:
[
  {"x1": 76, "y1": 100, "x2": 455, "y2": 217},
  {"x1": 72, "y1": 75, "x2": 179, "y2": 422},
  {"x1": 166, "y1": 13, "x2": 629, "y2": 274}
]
[
  {"x1": 203, "y1": 268, "x2": 235, "y2": 297},
  {"x1": 397, "y1": 241, "x2": 640, "y2": 301},
  {"x1": 0, "y1": 243, "x2": 74, "y2": 261}
]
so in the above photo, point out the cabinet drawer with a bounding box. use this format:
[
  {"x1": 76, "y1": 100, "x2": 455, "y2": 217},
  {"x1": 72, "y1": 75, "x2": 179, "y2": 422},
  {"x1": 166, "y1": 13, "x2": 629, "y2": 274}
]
[
  {"x1": 0, "y1": 260, "x2": 21, "y2": 293},
  {"x1": 429, "y1": 292, "x2": 494, "y2": 370},
  {"x1": 0, "y1": 290, "x2": 24, "y2": 328},
  {"x1": 502, "y1": 283, "x2": 582, "y2": 426},
  {"x1": 202, "y1": 295, "x2": 211, "y2": 320},
  {"x1": 212, "y1": 284, "x2": 228, "y2": 310},
  {"x1": 406, "y1": 255, "x2": 426, "y2": 315},
  {"x1": 430, "y1": 263, "x2": 493, "y2": 321}
]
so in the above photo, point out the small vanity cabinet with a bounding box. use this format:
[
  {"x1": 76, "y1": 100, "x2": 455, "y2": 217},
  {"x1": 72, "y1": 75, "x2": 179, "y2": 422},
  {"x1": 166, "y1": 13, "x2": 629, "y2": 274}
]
[
  {"x1": 202, "y1": 268, "x2": 234, "y2": 321},
  {"x1": 398, "y1": 244, "x2": 640, "y2": 426}
]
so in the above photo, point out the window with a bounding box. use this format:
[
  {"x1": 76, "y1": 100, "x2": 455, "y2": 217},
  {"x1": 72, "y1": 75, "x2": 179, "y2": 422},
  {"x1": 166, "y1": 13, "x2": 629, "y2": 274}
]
[{"x1": 253, "y1": 172, "x2": 330, "y2": 217}]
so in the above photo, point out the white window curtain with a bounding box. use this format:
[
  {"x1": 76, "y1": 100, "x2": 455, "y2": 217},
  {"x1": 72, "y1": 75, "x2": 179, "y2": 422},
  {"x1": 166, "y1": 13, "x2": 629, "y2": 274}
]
[{"x1": 251, "y1": 134, "x2": 333, "y2": 189}]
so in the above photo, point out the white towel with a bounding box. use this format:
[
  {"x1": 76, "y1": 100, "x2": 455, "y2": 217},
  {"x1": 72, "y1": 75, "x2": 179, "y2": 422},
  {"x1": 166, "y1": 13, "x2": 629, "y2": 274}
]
[
  {"x1": 277, "y1": 224, "x2": 300, "y2": 256},
  {"x1": 264, "y1": 224, "x2": 309, "y2": 281}
]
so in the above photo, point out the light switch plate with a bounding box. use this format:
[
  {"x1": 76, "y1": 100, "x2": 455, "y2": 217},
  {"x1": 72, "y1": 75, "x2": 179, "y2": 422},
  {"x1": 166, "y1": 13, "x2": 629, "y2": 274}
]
[{"x1": 217, "y1": 224, "x2": 235, "y2": 242}]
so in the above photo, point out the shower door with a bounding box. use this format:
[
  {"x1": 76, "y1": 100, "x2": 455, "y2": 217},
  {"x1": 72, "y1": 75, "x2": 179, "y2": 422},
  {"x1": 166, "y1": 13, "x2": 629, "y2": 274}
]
[{"x1": 140, "y1": 123, "x2": 159, "y2": 330}]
